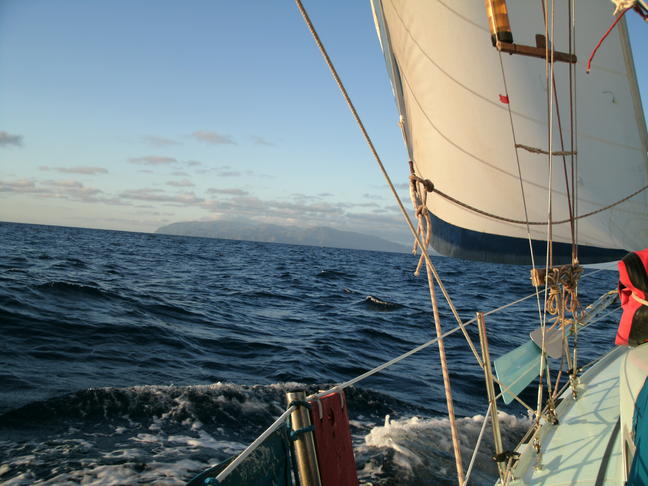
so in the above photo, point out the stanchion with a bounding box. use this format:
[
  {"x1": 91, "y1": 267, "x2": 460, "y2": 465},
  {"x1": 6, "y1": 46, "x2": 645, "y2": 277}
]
[{"x1": 286, "y1": 390, "x2": 321, "y2": 486}]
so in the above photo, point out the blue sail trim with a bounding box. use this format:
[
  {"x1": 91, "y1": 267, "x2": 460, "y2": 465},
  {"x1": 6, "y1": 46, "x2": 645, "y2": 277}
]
[{"x1": 429, "y1": 212, "x2": 627, "y2": 265}]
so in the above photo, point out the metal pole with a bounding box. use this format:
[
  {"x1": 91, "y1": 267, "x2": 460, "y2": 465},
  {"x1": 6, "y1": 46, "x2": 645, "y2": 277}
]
[
  {"x1": 477, "y1": 312, "x2": 506, "y2": 481},
  {"x1": 286, "y1": 390, "x2": 321, "y2": 486}
]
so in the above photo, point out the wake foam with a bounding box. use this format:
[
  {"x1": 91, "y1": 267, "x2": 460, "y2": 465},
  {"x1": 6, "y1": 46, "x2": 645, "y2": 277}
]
[
  {"x1": 0, "y1": 382, "x2": 528, "y2": 485},
  {"x1": 356, "y1": 412, "x2": 531, "y2": 486}
]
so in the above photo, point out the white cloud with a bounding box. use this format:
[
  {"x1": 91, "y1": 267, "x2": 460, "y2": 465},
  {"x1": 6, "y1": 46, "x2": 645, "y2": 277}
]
[
  {"x1": 166, "y1": 179, "x2": 195, "y2": 187},
  {"x1": 192, "y1": 130, "x2": 235, "y2": 145},
  {"x1": 206, "y1": 187, "x2": 249, "y2": 196},
  {"x1": 128, "y1": 155, "x2": 177, "y2": 165},
  {"x1": 120, "y1": 188, "x2": 204, "y2": 205},
  {"x1": 39, "y1": 166, "x2": 108, "y2": 175},
  {"x1": 142, "y1": 135, "x2": 180, "y2": 147}
]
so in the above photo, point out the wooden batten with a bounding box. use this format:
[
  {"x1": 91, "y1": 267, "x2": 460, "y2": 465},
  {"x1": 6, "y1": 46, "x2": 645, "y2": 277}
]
[{"x1": 496, "y1": 34, "x2": 577, "y2": 64}]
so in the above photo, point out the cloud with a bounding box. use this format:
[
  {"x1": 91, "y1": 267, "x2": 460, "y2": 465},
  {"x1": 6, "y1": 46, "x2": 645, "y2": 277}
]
[
  {"x1": 0, "y1": 131, "x2": 23, "y2": 147},
  {"x1": 362, "y1": 193, "x2": 384, "y2": 200},
  {"x1": 192, "y1": 130, "x2": 236, "y2": 145},
  {"x1": 207, "y1": 187, "x2": 249, "y2": 196},
  {"x1": 0, "y1": 179, "x2": 40, "y2": 193},
  {"x1": 120, "y1": 188, "x2": 204, "y2": 205},
  {"x1": 197, "y1": 165, "x2": 241, "y2": 177},
  {"x1": 166, "y1": 179, "x2": 194, "y2": 187},
  {"x1": 39, "y1": 165, "x2": 108, "y2": 175},
  {"x1": 251, "y1": 135, "x2": 274, "y2": 147},
  {"x1": 186, "y1": 160, "x2": 202, "y2": 167},
  {"x1": 171, "y1": 171, "x2": 190, "y2": 176},
  {"x1": 128, "y1": 155, "x2": 177, "y2": 165},
  {"x1": 142, "y1": 135, "x2": 180, "y2": 147},
  {"x1": 0, "y1": 178, "x2": 104, "y2": 202}
]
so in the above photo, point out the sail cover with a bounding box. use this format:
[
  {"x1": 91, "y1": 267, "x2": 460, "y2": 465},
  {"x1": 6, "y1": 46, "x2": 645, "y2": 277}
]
[{"x1": 371, "y1": 0, "x2": 648, "y2": 264}]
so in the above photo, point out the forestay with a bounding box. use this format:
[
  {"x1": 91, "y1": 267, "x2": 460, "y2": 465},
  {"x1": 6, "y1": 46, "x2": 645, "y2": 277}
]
[{"x1": 371, "y1": 0, "x2": 648, "y2": 264}]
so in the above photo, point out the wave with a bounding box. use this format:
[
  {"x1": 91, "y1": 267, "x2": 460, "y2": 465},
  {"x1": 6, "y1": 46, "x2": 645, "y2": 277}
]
[
  {"x1": 33, "y1": 281, "x2": 111, "y2": 299},
  {"x1": 363, "y1": 295, "x2": 403, "y2": 310},
  {"x1": 315, "y1": 269, "x2": 353, "y2": 279},
  {"x1": 0, "y1": 383, "x2": 526, "y2": 486}
]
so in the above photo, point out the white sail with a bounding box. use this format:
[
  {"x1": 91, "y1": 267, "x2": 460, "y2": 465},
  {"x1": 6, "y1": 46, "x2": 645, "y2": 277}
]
[{"x1": 372, "y1": 0, "x2": 648, "y2": 263}]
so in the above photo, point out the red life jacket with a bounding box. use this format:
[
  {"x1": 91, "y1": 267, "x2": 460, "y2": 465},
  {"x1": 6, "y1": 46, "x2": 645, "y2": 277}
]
[{"x1": 617, "y1": 249, "x2": 648, "y2": 346}]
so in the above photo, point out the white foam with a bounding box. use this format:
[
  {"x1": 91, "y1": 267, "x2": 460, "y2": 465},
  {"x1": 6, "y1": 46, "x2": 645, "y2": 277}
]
[{"x1": 357, "y1": 412, "x2": 531, "y2": 485}]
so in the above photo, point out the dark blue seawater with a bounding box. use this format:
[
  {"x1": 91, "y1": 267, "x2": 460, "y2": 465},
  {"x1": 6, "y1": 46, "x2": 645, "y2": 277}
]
[{"x1": 0, "y1": 222, "x2": 620, "y2": 485}]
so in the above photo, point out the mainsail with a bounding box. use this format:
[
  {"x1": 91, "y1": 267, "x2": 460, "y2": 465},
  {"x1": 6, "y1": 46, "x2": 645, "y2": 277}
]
[{"x1": 372, "y1": 0, "x2": 648, "y2": 264}]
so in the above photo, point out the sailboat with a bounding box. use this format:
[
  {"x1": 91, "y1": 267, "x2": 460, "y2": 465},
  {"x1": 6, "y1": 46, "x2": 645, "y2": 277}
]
[
  {"x1": 370, "y1": 1, "x2": 648, "y2": 484},
  {"x1": 188, "y1": 1, "x2": 648, "y2": 485}
]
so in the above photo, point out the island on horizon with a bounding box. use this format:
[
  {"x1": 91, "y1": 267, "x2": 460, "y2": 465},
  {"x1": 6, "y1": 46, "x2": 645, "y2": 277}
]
[{"x1": 156, "y1": 220, "x2": 409, "y2": 253}]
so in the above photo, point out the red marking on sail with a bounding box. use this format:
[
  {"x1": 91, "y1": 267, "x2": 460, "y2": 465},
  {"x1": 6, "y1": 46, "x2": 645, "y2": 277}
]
[
  {"x1": 499, "y1": 94, "x2": 510, "y2": 104},
  {"x1": 308, "y1": 392, "x2": 359, "y2": 486}
]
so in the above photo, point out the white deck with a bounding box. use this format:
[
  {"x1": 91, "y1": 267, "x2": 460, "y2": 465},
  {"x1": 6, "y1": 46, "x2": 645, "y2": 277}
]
[{"x1": 507, "y1": 346, "x2": 627, "y2": 486}]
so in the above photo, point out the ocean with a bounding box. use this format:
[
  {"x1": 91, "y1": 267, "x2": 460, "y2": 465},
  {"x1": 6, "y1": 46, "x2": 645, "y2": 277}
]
[{"x1": 0, "y1": 222, "x2": 620, "y2": 485}]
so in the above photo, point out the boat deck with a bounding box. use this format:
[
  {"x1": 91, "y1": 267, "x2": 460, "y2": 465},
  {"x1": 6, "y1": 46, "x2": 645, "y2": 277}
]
[{"x1": 508, "y1": 346, "x2": 627, "y2": 486}]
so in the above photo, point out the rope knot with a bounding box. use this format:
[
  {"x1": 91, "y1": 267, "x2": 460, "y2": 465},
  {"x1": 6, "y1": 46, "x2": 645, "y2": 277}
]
[{"x1": 421, "y1": 179, "x2": 435, "y2": 193}]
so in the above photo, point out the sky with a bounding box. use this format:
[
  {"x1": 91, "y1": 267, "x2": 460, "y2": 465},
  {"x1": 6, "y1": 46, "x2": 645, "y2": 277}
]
[{"x1": 0, "y1": 1, "x2": 646, "y2": 246}]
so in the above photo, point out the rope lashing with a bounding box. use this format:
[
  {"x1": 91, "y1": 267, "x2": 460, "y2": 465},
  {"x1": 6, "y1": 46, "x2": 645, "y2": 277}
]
[
  {"x1": 289, "y1": 425, "x2": 315, "y2": 441},
  {"x1": 538, "y1": 264, "x2": 583, "y2": 316},
  {"x1": 287, "y1": 400, "x2": 311, "y2": 410},
  {"x1": 409, "y1": 167, "x2": 434, "y2": 276},
  {"x1": 410, "y1": 174, "x2": 648, "y2": 226},
  {"x1": 515, "y1": 144, "x2": 577, "y2": 156}
]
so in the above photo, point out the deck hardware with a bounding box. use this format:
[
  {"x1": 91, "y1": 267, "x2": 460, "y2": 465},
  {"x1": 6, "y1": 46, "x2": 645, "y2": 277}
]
[
  {"x1": 493, "y1": 451, "x2": 520, "y2": 463},
  {"x1": 477, "y1": 313, "x2": 506, "y2": 482},
  {"x1": 286, "y1": 390, "x2": 322, "y2": 486}
]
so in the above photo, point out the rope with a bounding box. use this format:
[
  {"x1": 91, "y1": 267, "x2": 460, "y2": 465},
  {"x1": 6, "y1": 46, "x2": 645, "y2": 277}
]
[
  {"x1": 515, "y1": 144, "x2": 576, "y2": 156},
  {"x1": 632, "y1": 293, "x2": 648, "y2": 306},
  {"x1": 424, "y1": 255, "x2": 465, "y2": 484},
  {"x1": 215, "y1": 405, "x2": 296, "y2": 483},
  {"x1": 586, "y1": 6, "x2": 632, "y2": 73},
  {"x1": 410, "y1": 175, "x2": 648, "y2": 226},
  {"x1": 464, "y1": 403, "x2": 492, "y2": 485}
]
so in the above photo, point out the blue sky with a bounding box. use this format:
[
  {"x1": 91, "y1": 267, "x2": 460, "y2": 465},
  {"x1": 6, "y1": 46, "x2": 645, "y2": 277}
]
[{"x1": 0, "y1": 1, "x2": 646, "y2": 245}]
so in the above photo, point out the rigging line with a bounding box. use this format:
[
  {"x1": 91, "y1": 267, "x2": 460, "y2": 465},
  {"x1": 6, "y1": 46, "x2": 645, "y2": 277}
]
[
  {"x1": 294, "y1": 0, "x2": 483, "y2": 369},
  {"x1": 551, "y1": 75, "x2": 576, "y2": 253},
  {"x1": 568, "y1": 0, "x2": 578, "y2": 264},
  {"x1": 536, "y1": 0, "x2": 577, "y2": 261},
  {"x1": 586, "y1": 7, "x2": 632, "y2": 74},
  {"x1": 496, "y1": 49, "x2": 545, "y2": 355},
  {"x1": 310, "y1": 274, "x2": 611, "y2": 402},
  {"x1": 215, "y1": 405, "x2": 297, "y2": 483},
  {"x1": 535, "y1": 0, "x2": 554, "y2": 432},
  {"x1": 464, "y1": 403, "x2": 492, "y2": 485},
  {"x1": 424, "y1": 258, "x2": 465, "y2": 484},
  {"x1": 428, "y1": 181, "x2": 648, "y2": 226},
  {"x1": 572, "y1": 0, "x2": 579, "y2": 256}
]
